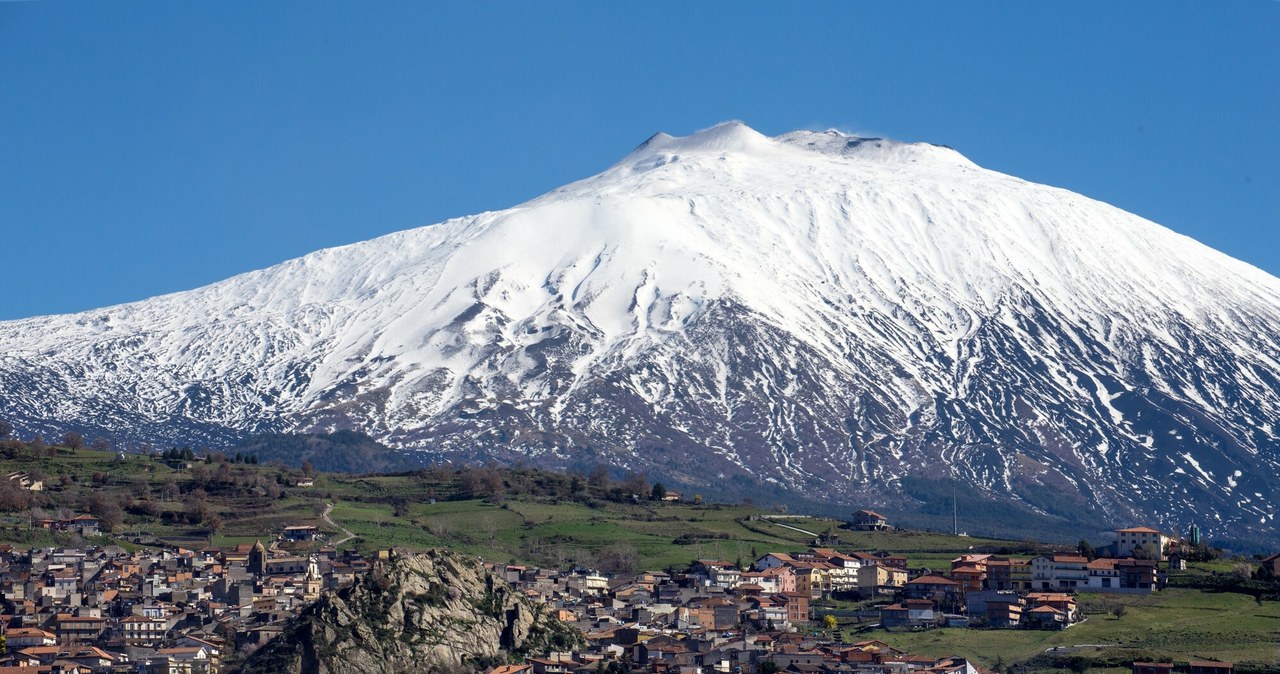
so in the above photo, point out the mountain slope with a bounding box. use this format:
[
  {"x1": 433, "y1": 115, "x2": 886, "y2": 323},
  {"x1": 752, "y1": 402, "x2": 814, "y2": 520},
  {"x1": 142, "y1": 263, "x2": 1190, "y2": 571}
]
[{"x1": 2, "y1": 122, "x2": 1277, "y2": 544}]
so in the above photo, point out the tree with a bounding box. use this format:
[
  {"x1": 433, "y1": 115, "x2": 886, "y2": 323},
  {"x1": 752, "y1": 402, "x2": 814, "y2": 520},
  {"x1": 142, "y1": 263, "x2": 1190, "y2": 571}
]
[
  {"x1": 0, "y1": 419, "x2": 12, "y2": 440},
  {"x1": 301, "y1": 460, "x2": 315, "y2": 477},
  {"x1": 187, "y1": 497, "x2": 216, "y2": 526},
  {"x1": 821, "y1": 614, "x2": 837, "y2": 630},
  {"x1": 60, "y1": 431, "x2": 85, "y2": 450},
  {"x1": 0, "y1": 479, "x2": 31, "y2": 512},
  {"x1": 597, "y1": 542, "x2": 639, "y2": 575},
  {"x1": 1110, "y1": 603, "x2": 1127, "y2": 619},
  {"x1": 129, "y1": 499, "x2": 162, "y2": 518},
  {"x1": 588, "y1": 465, "x2": 610, "y2": 490},
  {"x1": 91, "y1": 436, "x2": 110, "y2": 452},
  {"x1": 85, "y1": 494, "x2": 124, "y2": 532},
  {"x1": 1077, "y1": 539, "x2": 1095, "y2": 559},
  {"x1": 650, "y1": 482, "x2": 667, "y2": 501},
  {"x1": 620, "y1": 471, "x2": 649, "y2": 498},
  {"x1": 459, "y1": 466, "x2": 504, "y2": 499},
  {"x1": 1134, "y1": 543, "x2": 1161, "y2": 560}
]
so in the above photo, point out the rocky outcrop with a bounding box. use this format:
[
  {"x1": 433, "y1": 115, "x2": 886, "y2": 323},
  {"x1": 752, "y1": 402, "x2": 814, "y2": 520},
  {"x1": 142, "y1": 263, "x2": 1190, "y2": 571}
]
[{"x1": 232, "y1": 549, "x2": 583, "y2": 674}]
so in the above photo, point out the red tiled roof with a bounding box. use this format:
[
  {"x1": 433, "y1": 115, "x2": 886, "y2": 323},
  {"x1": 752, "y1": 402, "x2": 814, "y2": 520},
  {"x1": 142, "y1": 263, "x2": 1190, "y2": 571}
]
[{"x1": 906, "y1": 574, "x2": 958, "y2": 586}]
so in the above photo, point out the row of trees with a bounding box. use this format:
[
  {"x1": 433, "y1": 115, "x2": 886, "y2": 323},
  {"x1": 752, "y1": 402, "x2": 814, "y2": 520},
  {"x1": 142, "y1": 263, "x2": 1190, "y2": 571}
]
[
  {"x1": 0, "y1": 429, "x2": 309, "y2": 536},
  {"x1": 0, "y1": 420, "x2": 113, "y2": 456},
  {"x1": 443, "y1": 463, "x2": 679, "y2": 506}
]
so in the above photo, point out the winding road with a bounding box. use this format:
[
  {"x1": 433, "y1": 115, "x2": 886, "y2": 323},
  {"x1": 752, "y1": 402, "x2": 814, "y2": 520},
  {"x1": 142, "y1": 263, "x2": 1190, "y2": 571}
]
[{"x1": 322, "y1": 503, "x2": 357, "y2": 547}]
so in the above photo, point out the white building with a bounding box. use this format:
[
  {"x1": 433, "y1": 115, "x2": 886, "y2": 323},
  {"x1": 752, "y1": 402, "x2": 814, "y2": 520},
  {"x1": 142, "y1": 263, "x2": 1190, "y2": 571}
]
[{"x1": 1115, "y1": 526, "x2": 1172, "y2": 560}]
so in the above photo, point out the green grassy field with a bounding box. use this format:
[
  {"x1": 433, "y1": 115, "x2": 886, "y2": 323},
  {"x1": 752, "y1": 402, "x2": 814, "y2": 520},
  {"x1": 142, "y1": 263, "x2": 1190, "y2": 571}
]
[
  {"x1": 852, "y1": 588, "x2": 1279, "y2": 671},
  {"x1": 327, "y1": 495, "x2": 827, "y2": 570},
  {"x1": 0, "y1": 445, "x2": 1046, "y2": 571}
]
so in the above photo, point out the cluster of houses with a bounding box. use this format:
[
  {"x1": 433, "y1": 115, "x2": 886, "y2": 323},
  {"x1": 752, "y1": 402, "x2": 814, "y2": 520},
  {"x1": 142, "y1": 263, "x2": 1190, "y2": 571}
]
[
  {"x1": 638, "y1": 529, "x2": 1173, "y2": 635},
  {"x1": 0, "y1": 505, "x2": 1252, "y2": 674},
  {"x1": 0, "y1": 539, "x2": 373, "y2": 674},
  {"x1": 0, "y1": 536, "x2": 987, "y2": 674},
  {"x1": 482, "y1": 559, "x2": 983, "y2": 674},
  {"x1": 35, "y1": 516, "x2": 105, "y2": 537},
  {"x1": 466, "y1": 523, "x2": 1226, "y2": 673}
]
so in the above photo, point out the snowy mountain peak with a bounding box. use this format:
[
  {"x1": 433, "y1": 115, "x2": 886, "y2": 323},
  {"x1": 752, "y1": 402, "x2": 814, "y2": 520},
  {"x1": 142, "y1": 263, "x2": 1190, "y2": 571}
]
[
  {"x1": 775, "y1": 128, "x2": 978, "y2": 167},
  {"x1": 641, "y1": 121, "x2": 771, "y2": 153},
  {"x1": 619, "y1": 121, "x2": 781, "y2": 172},
  {"x1": 1, "y1": 122, "x2": 1277, "y2": 546}
]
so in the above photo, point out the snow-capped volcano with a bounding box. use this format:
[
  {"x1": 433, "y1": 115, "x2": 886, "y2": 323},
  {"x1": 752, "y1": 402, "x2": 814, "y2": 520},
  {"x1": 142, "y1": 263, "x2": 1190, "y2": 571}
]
[{"x1": 3, "y1": 122, "x2": 1278, "y2": 543}]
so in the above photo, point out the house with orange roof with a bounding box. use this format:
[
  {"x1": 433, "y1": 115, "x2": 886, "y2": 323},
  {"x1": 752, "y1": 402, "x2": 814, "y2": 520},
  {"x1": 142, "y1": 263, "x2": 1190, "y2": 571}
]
[
  {"x1": 1115, "y1": 526, "x2": 1172, "y2": 560},
  {"x1": 950, "y1": 553, "x2": 991, "y2": 572},
  {"x1": 902, "y1": 574, "x2": 961, "y2": 604},
  {"x1": 759, "y1": 565, "x2": 797, "y2": 593},
  {"x1": 1025, "y1": 604, "x2": 1069, "y2": 629},
  {"x1": 53, "y1": 614, "x2": 108, "y2": 644},
  {"x1": 851, "y1": 509, "x2": 889, "y2": 531},
  {"x1": 1026, "y1": 592, "x2": 1078, "y2": 621},
  {"x1": 808, "y1": 548, "x2": 861, "y2": 590},
  {"x1": 949, "y1": 564, "x2": 985, "y2": 592},
  {"x1": 870, "y1": 551, "x2": 908, "y2": 569},
  {"x1": 754, "y1": 552, "x2": 796, "y2": 570},
  {"x1": 14, "y1": 645, "x2": 61, "y2": 664},
  {"x1": 857, "y1": 562, "x2": 907, "y2": 596},
  {"x1": 984, "y1": 557, "x2": 1032, "y2": 591},
  {"x1": 880, "y1": 598, "x2": 937, "y2": 629},
  {"x1": 485, "y1": 665, "x2": 533, "y2": 674},
  {"x1": 1087, "y1": 557, "x2": 1121, "y2": 590}
]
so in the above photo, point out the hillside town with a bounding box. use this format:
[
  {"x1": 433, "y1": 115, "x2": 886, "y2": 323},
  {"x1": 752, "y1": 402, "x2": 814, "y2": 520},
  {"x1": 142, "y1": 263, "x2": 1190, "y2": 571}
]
[
  {"x1": 0, "y1": 538, "x2": 374, "y2": 674},
  {"x1": 470, "y1": 523, "x2": 1235, "y2": 674},
  {"x1": 0, "y1": 507, "x2": 1258, "y2": 674}
]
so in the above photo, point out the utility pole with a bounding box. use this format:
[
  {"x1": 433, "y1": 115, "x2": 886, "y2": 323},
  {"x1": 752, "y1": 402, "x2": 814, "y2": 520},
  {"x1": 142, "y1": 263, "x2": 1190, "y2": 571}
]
[{"x1": 952, "y1": 479, "x2": 958, "y2": 536}]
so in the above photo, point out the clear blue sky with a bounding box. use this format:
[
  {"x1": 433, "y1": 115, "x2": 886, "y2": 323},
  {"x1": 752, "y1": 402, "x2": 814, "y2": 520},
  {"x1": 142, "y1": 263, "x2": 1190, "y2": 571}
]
[{"x1": 2, "y1": 2, "x2": 1277, "y2": 321}]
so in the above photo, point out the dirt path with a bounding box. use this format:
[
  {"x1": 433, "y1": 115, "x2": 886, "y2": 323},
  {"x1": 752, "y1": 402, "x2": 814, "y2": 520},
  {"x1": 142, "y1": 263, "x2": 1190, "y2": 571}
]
[
  {"x1": 322, "y1": 503, "x2": 357, "y2": 547},
  {"x1": 759, "y1": 516, "x2": 819, "y2": 537}
]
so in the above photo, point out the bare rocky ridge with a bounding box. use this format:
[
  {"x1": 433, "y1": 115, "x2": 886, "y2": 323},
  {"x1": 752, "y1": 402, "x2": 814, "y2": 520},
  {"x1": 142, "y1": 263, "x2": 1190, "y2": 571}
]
[{"x1": 231, "y1": 549, "x2": 582, "y2": 674}]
